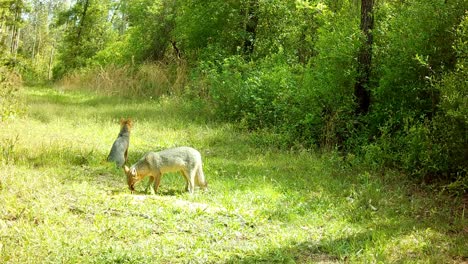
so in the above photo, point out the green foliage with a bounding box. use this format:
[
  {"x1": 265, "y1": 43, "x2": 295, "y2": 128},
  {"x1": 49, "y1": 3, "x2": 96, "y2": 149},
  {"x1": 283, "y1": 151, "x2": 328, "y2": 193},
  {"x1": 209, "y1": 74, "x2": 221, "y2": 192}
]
[
  {"x1": 420, "y1": 13, "x2": 468, "y2": 180},
  {"x1": 208, "y1": 56, "x2": 292, "y2": 125},
  {"x1": 175, "y1": 0, "x2": 244, "y2": 58},
  {"x1": 54, "y1": 0, "x2": 116, "y2": 78},
  {"x1": 360, "y1": 2, "x2": 468, "y2": 182},
  {"x1": 372, "y1": 0, "x2": 466, "y2": 125},
  {"x1": 205, "y1": 54, "x2": 316, "y2": 148},
  {"x1": 439, "y1": 12, "x2": 468, "y2": 123},
  {"x1": 91, "y1": 37, "x2": 130, "y2": 66},
  {"x1": 119, "y1": 0, "x2": 177, "y2": 62},
  {"x1": 254, "y1": 0, "x2": 312, "y2": 60},
  {"x1": 302, "y1": 2, "x2": 361, "y2": 148},
  {"x1": 204, "y1": 1, "x2": 362, "y2": 148},
  {"x1": 0, "y1": 65, "x2": 23, "y2": 122}
]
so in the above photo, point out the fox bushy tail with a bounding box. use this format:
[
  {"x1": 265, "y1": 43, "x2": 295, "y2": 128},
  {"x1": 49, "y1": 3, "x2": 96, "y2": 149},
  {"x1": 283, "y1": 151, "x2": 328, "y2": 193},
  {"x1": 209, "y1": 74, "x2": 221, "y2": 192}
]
[{"x1": 196, "y1": 164, "x2": 207, "y2": 188}]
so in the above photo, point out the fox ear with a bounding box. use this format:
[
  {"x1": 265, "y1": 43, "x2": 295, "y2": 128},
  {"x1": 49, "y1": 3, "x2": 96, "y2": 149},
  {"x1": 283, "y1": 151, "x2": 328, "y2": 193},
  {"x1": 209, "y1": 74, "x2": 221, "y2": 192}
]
[
  {"x1": 127, "y1": 118, "x2": 133, "y2": 128},
  {"x1": 124, "y1": 165, "x2": 130, "y2": 174},
  {"x1": 130, "y1": 167, "x2": 137, "y2": 176}
]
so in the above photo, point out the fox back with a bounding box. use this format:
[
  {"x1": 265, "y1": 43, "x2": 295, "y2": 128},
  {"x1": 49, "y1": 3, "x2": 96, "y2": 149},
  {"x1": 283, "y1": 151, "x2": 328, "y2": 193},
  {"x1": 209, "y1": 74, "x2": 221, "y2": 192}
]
[{"x1": 107, "y1": 118, "x2": 132, "y2": 167}]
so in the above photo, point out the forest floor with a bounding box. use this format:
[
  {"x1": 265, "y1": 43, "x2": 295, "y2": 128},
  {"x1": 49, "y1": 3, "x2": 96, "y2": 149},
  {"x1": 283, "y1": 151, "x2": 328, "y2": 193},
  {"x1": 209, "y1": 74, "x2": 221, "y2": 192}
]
[{"x1": 0, "y1": 86, "x2": 466, "y2": 263}]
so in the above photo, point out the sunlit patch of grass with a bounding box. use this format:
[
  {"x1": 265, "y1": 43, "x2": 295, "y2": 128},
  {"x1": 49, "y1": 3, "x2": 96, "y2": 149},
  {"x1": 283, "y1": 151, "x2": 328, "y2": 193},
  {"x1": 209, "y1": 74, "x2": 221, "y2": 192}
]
[{"x1": 0, "y1": 86, "x2": 466, "y2": 263}]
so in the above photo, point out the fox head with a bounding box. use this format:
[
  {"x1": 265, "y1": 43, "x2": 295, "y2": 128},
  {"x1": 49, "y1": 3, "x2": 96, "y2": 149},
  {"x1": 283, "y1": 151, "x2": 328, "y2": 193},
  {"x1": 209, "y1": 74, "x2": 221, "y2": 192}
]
[
  {"x1": 124, "y1": 165, "x2": 138, "y2": 192},
  {"x1": 120, "y1": 118, "x2": 133, "y2": 132}
]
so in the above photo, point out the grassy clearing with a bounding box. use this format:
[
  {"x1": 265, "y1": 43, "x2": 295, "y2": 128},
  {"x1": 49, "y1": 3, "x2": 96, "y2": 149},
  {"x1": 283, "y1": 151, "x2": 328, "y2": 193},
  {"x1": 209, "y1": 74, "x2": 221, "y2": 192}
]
[{"x1": 0, "y1": 86, "x2": 466, "y2": 263}]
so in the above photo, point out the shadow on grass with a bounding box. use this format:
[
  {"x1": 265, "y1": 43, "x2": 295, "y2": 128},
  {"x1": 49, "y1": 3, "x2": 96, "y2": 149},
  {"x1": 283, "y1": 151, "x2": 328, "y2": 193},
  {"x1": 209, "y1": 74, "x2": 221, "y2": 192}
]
[
  {"x1": 225, "y1": 241, "x2": 343, "y2": 263},
  {"x1": 225, "y1": 220, "x2": 463, "y2": 263},
  {"x1": 126, "y1": 186, "x2": 187, "y2": 196}
]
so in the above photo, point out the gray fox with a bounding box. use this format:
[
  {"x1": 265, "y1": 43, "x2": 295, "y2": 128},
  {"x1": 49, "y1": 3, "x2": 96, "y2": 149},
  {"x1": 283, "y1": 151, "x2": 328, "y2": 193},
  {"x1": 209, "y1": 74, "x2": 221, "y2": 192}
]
[
  {"x1": 124, "y1": 146, "x2": 207, "y2": 194},
  {"x1": 107, "y1": 118, "x2": 132, "y2": 167}
]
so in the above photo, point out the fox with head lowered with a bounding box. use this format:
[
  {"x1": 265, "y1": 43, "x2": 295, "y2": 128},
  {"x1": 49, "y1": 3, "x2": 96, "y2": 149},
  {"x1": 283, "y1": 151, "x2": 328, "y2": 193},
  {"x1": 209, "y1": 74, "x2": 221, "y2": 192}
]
[{"x1": 124, "y1": 146, "x2": 207, "y2": 194}]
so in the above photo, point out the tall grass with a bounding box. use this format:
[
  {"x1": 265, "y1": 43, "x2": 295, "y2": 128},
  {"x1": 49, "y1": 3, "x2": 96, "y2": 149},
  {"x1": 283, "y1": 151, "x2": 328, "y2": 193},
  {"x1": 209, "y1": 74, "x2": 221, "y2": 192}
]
[{"x1": 57, "y1": 61, "x2": 188, "y2": 97}]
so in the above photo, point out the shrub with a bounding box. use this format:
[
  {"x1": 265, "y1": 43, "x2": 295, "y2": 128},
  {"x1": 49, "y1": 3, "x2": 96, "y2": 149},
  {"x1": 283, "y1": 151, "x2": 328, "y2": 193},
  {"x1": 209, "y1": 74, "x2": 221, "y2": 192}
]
[
  {"x1": 205, "y1": 2, "x2": 362, "y2": 149},
  {"x1": 0, "y1": 65, "x2": 23, "y2": 122},
  {"x1": 372, "y1": 0, "x2": 465, "y2": 127},
  {"x1": 301, "y1": 2, "x2": 360, "y2": 149},
  {"x1": 424, "y1": 12, "x2": 468, "y2": 180},
  {"x1": 362, "y1": 10, "x2": 468, "y2": 183},
  {"x1": 207, "y1": 55, "x2": 304, "y2": 132}
]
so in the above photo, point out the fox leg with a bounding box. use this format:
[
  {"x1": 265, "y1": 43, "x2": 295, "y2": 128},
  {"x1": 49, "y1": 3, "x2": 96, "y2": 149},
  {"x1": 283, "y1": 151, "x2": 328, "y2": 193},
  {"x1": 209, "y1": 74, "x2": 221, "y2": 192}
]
[
  {"x1": 145, "y1": 176, "x2": 155, "y2": 194},
  {"x1": 187, "y1": 169, "x2": 196, "y2": 194},
  {"x1": 181, "y1": 170, "x2": 190, "y2": 192},
  {"x1": 153, "y1": 172, "x2": 162, "y2": 193}
]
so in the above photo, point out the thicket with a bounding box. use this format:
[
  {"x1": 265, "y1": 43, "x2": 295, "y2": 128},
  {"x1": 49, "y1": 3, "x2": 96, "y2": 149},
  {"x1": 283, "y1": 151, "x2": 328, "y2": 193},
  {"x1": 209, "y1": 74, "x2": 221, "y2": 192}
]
[
  {"x1": 0, "y1": 64, "x2": 22, "y2": 122},
  {"x1": 0, "y1": 0, "x2": 24, "y2": 121},
  {"x1": 2, "y1": 0, "x2": 467, "y2": 187}
]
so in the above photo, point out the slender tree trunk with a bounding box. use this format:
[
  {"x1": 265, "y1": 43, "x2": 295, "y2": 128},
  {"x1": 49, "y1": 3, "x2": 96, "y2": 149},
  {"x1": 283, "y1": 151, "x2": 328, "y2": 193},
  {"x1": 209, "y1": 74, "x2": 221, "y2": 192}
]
[
  {"x1": 354, "y1": 0, "x2": 374, "y2": 114},
  {"x1": 171, "y1": 40, "x2": 181, "y2": 59},
  {"x1": 110, "y1": 0, "x2": 121, "y2": 24},
  {"x1": 243, "y1": 0, "x2": 259, "y2": 55},
  {"x1": 70, "y1": 0, "x2": 89, "y2": 67},
  {"x1": 10, "y1": 26, "x2": 18, "y2": 54},
  {"x1": 10, "y1": 3, "x2": 22, "y2": 57},
  {"x1": 0, "y1": 18, "x2": 5, "y2": 46},
  {"x1": 48, "y1": 45, "x2": 55, "y2": 80},
  {"x1": 13, "y1": 28, "x2": 20, "y2": 59},
  {"x1": 8, "y1": 26, "x2": 15, "y2": 54},
  {"x1": 32, "y1": 13, "x2": 37, "y2": 60},
  {"x1": 76, "y1": 0, "x2": 90, "y2": 44}
]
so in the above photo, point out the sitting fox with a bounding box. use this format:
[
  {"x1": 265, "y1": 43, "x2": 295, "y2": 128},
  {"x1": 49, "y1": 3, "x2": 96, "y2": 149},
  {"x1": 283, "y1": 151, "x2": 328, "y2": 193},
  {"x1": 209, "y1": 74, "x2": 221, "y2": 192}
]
[
  {"x1": 107, "y1": 118, "x2": 132, "y2": 167},
  {"x1": 124, "y1": 146, "x2": 207, "y2": 194}
]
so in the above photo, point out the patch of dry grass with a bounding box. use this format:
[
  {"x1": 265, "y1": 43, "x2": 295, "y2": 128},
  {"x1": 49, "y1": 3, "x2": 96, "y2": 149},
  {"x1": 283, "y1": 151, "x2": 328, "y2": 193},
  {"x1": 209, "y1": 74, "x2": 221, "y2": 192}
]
[{"x1": 57, "y1": 61, "x2": 188, "y2": 97}]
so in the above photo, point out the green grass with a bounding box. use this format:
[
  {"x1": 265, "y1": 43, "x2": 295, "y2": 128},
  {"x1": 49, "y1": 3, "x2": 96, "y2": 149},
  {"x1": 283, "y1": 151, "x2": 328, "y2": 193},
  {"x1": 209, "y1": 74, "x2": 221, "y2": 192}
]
[{"x1": 0, "y1": 86, "x2": 466, "y2": 263}]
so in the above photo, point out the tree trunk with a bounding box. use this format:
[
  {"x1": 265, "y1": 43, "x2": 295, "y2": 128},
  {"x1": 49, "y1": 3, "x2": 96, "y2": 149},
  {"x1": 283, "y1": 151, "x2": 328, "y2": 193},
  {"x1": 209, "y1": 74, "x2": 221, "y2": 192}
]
[
  {"x1": 354, "y1": 0, "x2": 374, "y2": 115},
  {"x1": 13, "y1": 28, "x2": 20, "y2": 59},
  {"x1": 243, "y1": 0, "x2": 259, "y2": 55},
  {"x1": 31, "y1": 12, "x2": 37, "y2": 60},
  {"x1": 76, "y1": 0, "x2": 90, "y2": 44},
  {"x1": 48, "y1": 45, "x2": 55, "y2": 80},
  {"x1": 171, "y1": 40, "x2": 181, "y2": 60},
  {"x1": 0, "y1": 17, "x2": 5, "y2": 47},
  {"x1": 110, "y1": 0, "x2": 121, "y2": 24},
  {"x1": 8, "y1": 26, "x2": 15, "y2": 53}
]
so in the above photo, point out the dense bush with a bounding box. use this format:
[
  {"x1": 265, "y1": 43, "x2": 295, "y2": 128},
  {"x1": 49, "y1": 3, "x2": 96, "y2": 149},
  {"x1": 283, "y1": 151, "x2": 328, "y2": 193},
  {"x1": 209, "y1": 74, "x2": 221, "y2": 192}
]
[
  {"x1": 206, "y1": 55, "x2": 302, "y2": 129},
  {"x1": 361, "y1": 3, "x2": 468, "y2": 182},
  {"x1": 301, "y1": 3, "x2": 361, "y2": 149},
  {"x1": 205, "y1": 2, "x2": 361, "y2": 149},
  {"x1": 371, "y1": 0, "x2": 465, "y2": 127},
  {"x1": 412, "y1": 13, "x2": 468, "y2": 181},
  {"x1": 0, "y1": 65, "x2": 23, "y2": 122}
]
